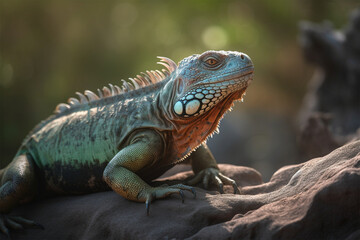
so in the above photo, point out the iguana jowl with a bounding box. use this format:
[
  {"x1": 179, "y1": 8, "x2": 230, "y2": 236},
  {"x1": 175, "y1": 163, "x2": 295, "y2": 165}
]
[{"x1": 0, "y1": 50, "x2": 254, "y2": 236}]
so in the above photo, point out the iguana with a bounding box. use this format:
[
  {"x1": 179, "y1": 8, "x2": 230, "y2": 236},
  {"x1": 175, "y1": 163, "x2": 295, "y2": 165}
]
[{"x1": 0, "y1": 50, "x2": 254, "y2": 237}]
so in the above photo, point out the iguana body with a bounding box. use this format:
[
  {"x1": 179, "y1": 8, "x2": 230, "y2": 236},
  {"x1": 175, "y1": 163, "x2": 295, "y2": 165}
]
[{"x1": 0, "y1": 50, "x2": 254, "y2": 237}]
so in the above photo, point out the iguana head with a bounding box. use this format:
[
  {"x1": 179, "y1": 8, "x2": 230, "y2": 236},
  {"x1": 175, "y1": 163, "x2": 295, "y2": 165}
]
[
  {"x1": 163, "y1": 50, "x2": 253, "y2": 121},
  {"x1": 159, "y1": 50, "x2": 254, "y2": 161}
]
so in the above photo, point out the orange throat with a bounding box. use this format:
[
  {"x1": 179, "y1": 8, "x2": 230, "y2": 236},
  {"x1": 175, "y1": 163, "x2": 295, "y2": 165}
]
[{"x1": 170, "y1": 87, "x2": 248, "y2": 163}]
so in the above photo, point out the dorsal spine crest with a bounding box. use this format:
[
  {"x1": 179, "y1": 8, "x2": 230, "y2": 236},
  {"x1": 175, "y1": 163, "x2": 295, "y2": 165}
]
[{"x1": 54, "y1": 57, "x2": 178, "y2": 114}]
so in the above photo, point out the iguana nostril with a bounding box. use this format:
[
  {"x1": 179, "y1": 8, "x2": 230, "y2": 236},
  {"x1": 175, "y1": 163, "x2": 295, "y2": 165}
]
[{"x1": 240, "y1": 54, "x2": 245, "y2": 60}]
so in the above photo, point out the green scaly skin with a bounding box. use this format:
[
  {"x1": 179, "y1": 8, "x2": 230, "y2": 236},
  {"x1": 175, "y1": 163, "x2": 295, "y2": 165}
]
[{"x1": 0, "y1": 50, "x2": 254, "y2": 237}]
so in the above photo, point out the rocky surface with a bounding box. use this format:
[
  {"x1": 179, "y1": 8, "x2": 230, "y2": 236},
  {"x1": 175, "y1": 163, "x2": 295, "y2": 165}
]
[
  {"x1": 298, "y1": 9, "x2": 360, "y2": 159},
  {"x1": 10, "y1": 140, "x2": 360, "y2": 240}
]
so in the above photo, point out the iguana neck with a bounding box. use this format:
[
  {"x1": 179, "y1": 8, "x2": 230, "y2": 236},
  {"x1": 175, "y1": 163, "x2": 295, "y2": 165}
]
[{"x1": 158, "y1": 76, "x2": 247, "y2": 163}]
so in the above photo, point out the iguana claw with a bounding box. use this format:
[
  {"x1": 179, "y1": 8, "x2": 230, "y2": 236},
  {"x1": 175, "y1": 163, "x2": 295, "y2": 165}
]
[
  {"x1": 146, "y1": 197, "x2": 152, "y2": 216},
  {"x1": 187, "y1": 167, "x2": 240, "y2": 194},
  {"x1": 179, "y1": 190, "x2": 185, "y2": 203},
  {"x1": 190, "y1": 188, "x2": 197, "y2": 198},
  {"x1": 144, "y1": 184, "x2": 196, "y2": 216}
]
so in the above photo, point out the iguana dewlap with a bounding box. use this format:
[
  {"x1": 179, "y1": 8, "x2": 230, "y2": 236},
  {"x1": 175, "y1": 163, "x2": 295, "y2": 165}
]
[{"x1": 0, "y1": 50, "x2": 254, "y2": 237}]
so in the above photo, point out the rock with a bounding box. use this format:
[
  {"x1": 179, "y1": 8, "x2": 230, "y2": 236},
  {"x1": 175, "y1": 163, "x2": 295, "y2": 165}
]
[
  {"x1": 192, "y1": 140, "x2": 360, "y2": 240},
  {"x1": 297, "y1": 113, "x2": 341, "y2": 160},
  {"x1": 10, "y1": 141, "x2": 360, "y2": 240},
  {"x1": 298, "y1": 9, "x2": 360, "y2": 159}
]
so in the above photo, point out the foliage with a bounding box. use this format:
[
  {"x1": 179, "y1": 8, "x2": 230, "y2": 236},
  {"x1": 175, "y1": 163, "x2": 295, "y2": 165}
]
[{"x1": 0, "y1": 0, "x2": 357, "y2": 167}]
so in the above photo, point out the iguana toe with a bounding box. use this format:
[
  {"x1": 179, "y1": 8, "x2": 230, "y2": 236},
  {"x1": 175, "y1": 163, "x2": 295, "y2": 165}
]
[
  {"x1": 217, "y1": 172, "x2": 240, "y2": 194},
  {"x1": 0, "y1": 214, "x2": 44, "y2": 238},
  {"x1": 187, "y1": 167, "x2": 240, "y2": 194},
  {"x1": 167, "y1": 184, "x2": 196, "y2": 198},
  {"x1": 144, "y1": 184, "x2": 196, "y2": 215},
  {"x1": 9, "y1": 215, "x2": 44, "y2": 229},
  {"x1": 0, "y1": 216, "x2": 10, "y2": 239}
]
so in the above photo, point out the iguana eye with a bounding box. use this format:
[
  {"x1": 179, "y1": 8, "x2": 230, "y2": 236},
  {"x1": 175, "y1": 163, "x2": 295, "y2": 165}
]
[
  {"x1": 205, "y1": 58, "x2": 218, "y2": 66},
  {"x1": 202, "y1": 56, "x2": 222, "y2": 69}
]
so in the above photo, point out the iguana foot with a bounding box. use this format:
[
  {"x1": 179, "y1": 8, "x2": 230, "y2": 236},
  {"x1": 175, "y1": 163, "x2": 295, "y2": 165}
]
[
  {"x1": 187, "y1": 167, "x2": 239, "y2": 194},
  {"x1": 0, "y1": 214, "x2": 44, "y2": 238},
  {"x1": 144, "y1": 184, "x2": 196, "y2": 216}
]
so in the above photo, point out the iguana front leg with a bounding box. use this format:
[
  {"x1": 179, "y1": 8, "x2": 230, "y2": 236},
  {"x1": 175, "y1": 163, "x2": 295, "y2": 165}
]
[
  {"x1": 103, "y1": 129, "x2": 195, "y2": 215},
  {"x1": 187, "y1": 144, "x2": 239, "y2": 194}
]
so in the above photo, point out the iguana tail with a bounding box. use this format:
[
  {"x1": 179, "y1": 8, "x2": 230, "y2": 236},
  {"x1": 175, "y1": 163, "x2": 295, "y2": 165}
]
[{"x1": 0, "y1": 166, "x2": 5, "y2": 181}]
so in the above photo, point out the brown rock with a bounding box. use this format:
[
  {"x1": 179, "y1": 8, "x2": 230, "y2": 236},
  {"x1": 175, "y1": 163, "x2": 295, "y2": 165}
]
[
  {"x1": 298, "y1": 10, "x2": 360, "y2": 159},
  {"x1": 11, "y1": 141, "x2": 360, "y2": 240}
]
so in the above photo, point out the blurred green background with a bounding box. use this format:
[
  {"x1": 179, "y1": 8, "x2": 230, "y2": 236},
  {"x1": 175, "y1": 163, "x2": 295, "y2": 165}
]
[{"x1": 0, "y1": 0, "x2": 358, "y2": 179}]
